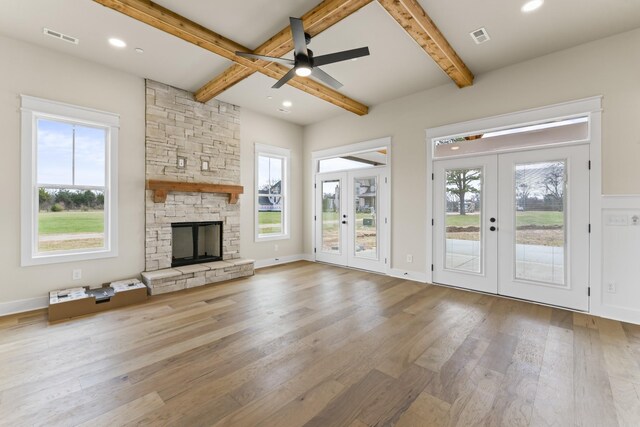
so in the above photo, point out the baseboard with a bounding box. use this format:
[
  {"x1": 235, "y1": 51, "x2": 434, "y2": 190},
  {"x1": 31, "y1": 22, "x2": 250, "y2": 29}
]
[
  {"x1": 388, "y1": 268, "x2": 428, "y2": 283},
  {"x1": 595, "y1": 306, "x2": 640, "y2": 326},
  {"x1": 0, "y1": 296, "x2": 48, "y2": 317},
  {"x1": 254, "y1": 254, "x2": 310, "y2": 269}
]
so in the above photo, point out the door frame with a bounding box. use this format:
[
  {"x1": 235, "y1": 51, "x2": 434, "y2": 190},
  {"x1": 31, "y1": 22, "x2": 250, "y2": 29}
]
[
  {"x1": 311, "y1": 137, "x2": 392, "y2": 275},
  {"x1": 425, "y1": 97, "x2": 603, "y2": 313}
]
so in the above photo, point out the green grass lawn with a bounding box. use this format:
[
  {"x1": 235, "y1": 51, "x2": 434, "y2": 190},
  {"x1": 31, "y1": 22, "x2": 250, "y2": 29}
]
[
  {"x1": 38, "y1": 211, "x2": 104, "y2": 235},
  {"x1": 446, "y1": 211, "x2": 563, "y2": 227}
]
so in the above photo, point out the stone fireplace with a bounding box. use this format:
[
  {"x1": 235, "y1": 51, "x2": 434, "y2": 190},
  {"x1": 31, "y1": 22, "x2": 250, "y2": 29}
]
[
  {"x1": 141, "y1": 80, "x2": 254, "y2": 295},
  {"x1": 171, "y1": 221, "x2": 223, "y2": 267}
]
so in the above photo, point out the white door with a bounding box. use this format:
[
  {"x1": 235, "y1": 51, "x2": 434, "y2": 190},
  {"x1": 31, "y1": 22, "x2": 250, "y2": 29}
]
[
  {"x1": 433, "y1": 155, "x2": 498, "y2": 294},
  {"x1": 315, "y1": 168, "x2": 388, "y2": 273},
  {"x1": 497, "y1": 145, "x2": 590, "y2": 311},
  {"x1": 433, "y1": 145, "x2": 590, "y2": 311}
]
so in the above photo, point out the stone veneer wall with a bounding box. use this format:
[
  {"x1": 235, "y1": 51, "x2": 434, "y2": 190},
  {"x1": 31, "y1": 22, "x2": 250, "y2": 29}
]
[{"x1": 145, "y1": 80, "x2": 242, "y2": 271}]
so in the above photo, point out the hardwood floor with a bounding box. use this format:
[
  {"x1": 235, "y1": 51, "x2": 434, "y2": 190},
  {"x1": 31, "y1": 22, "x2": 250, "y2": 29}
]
[{"x1": 1, "y1": 261, "x2": 640, "y2": 426}]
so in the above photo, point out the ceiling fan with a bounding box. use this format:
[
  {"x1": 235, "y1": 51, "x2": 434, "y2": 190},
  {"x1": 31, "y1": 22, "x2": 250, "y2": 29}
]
[{"x1": 235, "y1": 17, "x2": 370, "y2": 90}]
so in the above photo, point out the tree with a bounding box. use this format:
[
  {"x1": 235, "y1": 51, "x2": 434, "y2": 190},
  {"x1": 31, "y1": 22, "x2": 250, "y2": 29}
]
[
  {"x1": 543, "y1": 163, "x2": 564, "y2": 211},
  {"x1": 446, "y1": 169, "x2": 481, "y2": 215}
]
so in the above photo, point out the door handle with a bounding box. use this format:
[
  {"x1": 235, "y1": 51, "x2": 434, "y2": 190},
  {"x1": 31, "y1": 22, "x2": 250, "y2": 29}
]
[
  {"x1": 490, "y1": 226, "x2": 497, "y2": 231},
  {"x1": 342, "y1": 221, "x2": 347, "y2": 224},
  {"x1": 490, "y1": 217, "x2": 496, "y2": 223}
]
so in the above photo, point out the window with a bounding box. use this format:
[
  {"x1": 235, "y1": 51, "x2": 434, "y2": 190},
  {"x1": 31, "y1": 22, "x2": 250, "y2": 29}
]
[
  {"x1": 21, "y1": 95, "x2": 118, "y2": 265},
  {"x1": 255, "y1": 144, "x2": 289, "y2": 241}
]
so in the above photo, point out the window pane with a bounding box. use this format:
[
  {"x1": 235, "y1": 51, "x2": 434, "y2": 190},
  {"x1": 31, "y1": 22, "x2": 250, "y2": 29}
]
[
  {"x1": 321, "y1": 180, "x2": 341, "y2": 253},
  {"x1": 258, "y1": 155, "x2": 270, "y2": 194},
  {"x1": 444, "y1": 168, "x2": 482, "y2": 273},
  {"x1": 75, "y1": 125, "x2": 106, "y2": 186},
  {"x1": 37, "y1": 187, "x2": 105, "y2": 252},
  {"x1": 514, "y1": 161, "x2": 566, "y2": 285},
  {"x1": 37, "y1": 119, "x2": 73, "y2": 185},
  {"x1": 257, "y1": 151, "x2": 286, "y2": 238},
  {"x1": 269, "y1": 157, "x2": 283, "y2": 190},
  {"x1": 258, "y1": 204, "x2": 283, "y2": 236},
  {"x1": 354, "y1": 177, "x2": 378, "y2": 260}
]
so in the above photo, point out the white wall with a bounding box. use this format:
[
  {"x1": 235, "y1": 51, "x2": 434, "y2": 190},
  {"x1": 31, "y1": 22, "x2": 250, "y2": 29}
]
[
  {"x1": 303, "y1": 28, "x2": 640, "y2": 323},
  {"x1": 601, "y1": 196, "x2": 640, "y2": 324},
  {"x1": 0, "y1": 35, "x2": 305, "y2": 314},
  {"x1": 303, "y1": 27, "x2": 640, "y2": 272},
  {"x1": 240, "y1": 109, "x2": 304, "y2": 266},
  {"x1": 0, "y1": 35, "x2": 145, "y2": 313}
]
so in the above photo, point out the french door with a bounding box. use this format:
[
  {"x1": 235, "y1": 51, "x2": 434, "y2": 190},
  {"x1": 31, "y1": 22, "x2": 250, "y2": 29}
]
[
  {"x1": 315, "y1": 167, "x2": 388, "y2": 273},
  {"x1": 433, "y1": 145, "x2": 590, "y2": 311}
]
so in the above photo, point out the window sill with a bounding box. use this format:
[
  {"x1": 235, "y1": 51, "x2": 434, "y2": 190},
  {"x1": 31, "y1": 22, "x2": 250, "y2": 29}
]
[
  {"x1": 255, "y1": 234, "x2": 290, "y2": 243},
  {"x1": 21, "y1": 247, "x2": 118, "y2": 267}
]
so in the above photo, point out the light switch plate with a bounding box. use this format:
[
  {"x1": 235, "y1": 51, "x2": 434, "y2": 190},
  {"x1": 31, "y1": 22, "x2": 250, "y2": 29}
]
[
  {"x1": 606, "y1": 214, "x2": 628, "y2": 226},
  {"x1": 201, "y1": 160, "x2": 209, "y2": 171}
]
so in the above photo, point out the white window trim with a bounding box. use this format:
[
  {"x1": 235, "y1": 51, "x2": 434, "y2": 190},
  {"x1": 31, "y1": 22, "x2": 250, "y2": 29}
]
[
  {"x1": 255, "y1": 143, "x2": 290, "y2": 242},
  {"x1": 20, "y1": 95, "x2": 119, "y2": 266}
]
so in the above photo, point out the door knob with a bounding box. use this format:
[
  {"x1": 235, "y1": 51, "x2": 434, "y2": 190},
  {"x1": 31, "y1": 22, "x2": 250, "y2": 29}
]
[
  {"x1": 342, "y1": 221, "x2": 347, "y2": 224},
  {"x1": 490, "y1": 217, "x2": 496, "y2": 223},
  {"x1": 490, "y1": 226, "x2": 497, "y2": 231}
]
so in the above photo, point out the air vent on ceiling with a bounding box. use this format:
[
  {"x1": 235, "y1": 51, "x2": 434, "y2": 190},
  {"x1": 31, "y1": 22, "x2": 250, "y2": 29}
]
[
  {"x1": 43, "y1": 28, "x2": 79, "y2": 45},
  {"x1": 470, "y1": 27, "x2": 490, "y2": 44}
]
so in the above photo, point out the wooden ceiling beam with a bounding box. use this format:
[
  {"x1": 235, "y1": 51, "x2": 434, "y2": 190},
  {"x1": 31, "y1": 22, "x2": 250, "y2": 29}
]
[
  {"x1": 195, "y1": 0, "x2": 373, "y2": 104},
  {"x1": 94, "y1": 0, "x2": 369, "y2": 115},
  {"x1": 377, "y1": 0, "x2": 474, "y2": 88}
]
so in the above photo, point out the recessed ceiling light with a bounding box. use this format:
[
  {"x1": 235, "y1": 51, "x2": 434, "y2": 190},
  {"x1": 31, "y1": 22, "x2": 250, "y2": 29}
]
[
  {"x1": 282, "y1": 100, "x2": 292, "y2": 108},
  {"x1": 521, "y1": 0, "x2": 544, "y2": 13},
  {"x1": 450, "y1": 146, "x2": 460, "y2": 151},
  {"x1": 135, "y1": 47, "x2": 144, "y2": 54},
  {"x1": 108, "y1": 38, "x2": 126, "y2": 48},
  {"x1": 267, "y1": 96, "x2": 273, "y2": 100}
]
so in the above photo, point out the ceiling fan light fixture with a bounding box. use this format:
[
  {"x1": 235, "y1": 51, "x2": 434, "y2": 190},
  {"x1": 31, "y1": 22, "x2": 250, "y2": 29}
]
[
  {"x1": 295, "y1": 66, "x2": 312, "y2": 77},
  {"x1": 521, "y1": 0, "x2": 544, "y2": 13}
]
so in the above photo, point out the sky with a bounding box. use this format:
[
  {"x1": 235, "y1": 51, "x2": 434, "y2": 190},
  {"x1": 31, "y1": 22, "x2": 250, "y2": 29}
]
[
  {"x1": 37, "y1": 119, "x2": 106, "y2": 187},
  {"x1": 258, "y1": 155, "x2": 282, "y2": 192}
]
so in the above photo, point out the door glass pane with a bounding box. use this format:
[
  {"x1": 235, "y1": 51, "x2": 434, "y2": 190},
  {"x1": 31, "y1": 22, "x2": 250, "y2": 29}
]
[
  {"x1": 354, "y1": 177, "x2": 378, "y2": 260},
  {"x1": 321, "y1": 180, "x2": 341, "y2": 254},
  {"x1": 445, "y1": 168, "x2": 482, "y2": 273},
  {"x1": 514, "y1": 161, "x2": 566, "y2": 285}
]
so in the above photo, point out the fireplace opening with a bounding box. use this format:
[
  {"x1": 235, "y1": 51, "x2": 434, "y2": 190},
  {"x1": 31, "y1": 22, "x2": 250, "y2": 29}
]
[{"x1": 171, "y1": 221, "x2": 223, "y2": 267}]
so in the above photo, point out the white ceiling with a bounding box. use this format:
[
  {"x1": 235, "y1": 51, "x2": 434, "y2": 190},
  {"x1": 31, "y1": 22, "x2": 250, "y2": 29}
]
[{"x1": 1, "y1": 0, "x2": 639, "y2": 126}]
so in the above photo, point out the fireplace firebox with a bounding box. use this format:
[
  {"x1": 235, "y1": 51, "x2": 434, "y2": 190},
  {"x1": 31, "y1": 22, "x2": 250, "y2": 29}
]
[{"x1": 171, "y1": 221, "x2": 223, "y2": 267}]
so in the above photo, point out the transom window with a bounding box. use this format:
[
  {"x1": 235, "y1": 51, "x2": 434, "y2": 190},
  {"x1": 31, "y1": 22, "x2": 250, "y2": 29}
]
[
  {"x1": 255, "y1": 144, "x2": 289, "y2": 241},
  {"x1": 21, "y1": 96, "x2": 119, "y2": 265}
]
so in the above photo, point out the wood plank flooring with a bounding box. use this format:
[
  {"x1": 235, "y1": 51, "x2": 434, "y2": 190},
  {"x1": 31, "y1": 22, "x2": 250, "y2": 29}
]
[{"x1": 1, "y1": 261, "x2": 640, "y2": 426}]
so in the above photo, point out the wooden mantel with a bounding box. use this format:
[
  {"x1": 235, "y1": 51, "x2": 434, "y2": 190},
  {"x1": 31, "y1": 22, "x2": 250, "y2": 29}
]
[{"x1": 146, "y1": 180, "x2": 244, "y2": 204}]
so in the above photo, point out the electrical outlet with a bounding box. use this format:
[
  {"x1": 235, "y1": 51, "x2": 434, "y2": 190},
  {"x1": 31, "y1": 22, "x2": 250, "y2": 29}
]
[
  {"x1": 406, "y1": 254, "x2": 413, "y2": 263},
  {"x1": 607, "y1": 283, "x2": 616, "y2": 293},
  {"x1": 72, "y1": 269, "x2": 82, "y2": 280},
  {"x1": 274, "y1": 244, "x2": 279, "y2": 252},
  {"x1": 631, "y1": 214, "x2": 640, "y2": 226}
]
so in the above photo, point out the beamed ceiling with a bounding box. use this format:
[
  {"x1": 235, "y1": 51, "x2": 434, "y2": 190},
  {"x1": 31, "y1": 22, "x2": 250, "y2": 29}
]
[{"x1": 1, "y1": 0, "x2": 640, "y2": 125}]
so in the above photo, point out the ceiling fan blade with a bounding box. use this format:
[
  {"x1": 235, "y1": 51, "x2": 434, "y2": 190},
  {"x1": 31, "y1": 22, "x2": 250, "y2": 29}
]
[
  {"x1": 311, "y1": 67, "x2": 343, "y2": 90},
  {"x1": 289, "y1": 17, "x2": 308, "y2": 57},
  {"x1": 236, "y1": 51, "x2": 295, "y2": 66},
  {"x1": 272, "y1": 67, "x2": 297, "y2": 89},
  {"x1": 313, "y1": 47, "x2": 370, "y2": 67}
]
